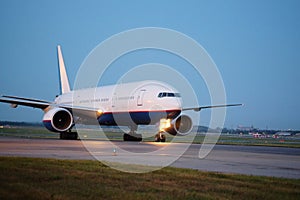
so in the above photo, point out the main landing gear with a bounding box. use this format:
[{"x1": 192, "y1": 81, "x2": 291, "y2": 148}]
[
  {"x1": 155, "y1": 131, "x2": 166, "y2": 142},
  {"x1": 59, "y1": 131, "x2": 78, "y2": 140},
  {"x1": 123, "y1": 133, "x2": 142, "y2": 142},
  {"x1": 122, "y1": 125, "x2": 166, "y2": 142},
  {"x1": 59, "y1": 124, "x2": 78, "y2": 140},
  {"x1": 123, "y1": 125, "x2": 142, "y2": 142}
]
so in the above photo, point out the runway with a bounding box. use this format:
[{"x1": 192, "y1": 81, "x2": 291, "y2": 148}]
[{"x1": 0, "y1": 136, "x2": 299, "y2": 178}]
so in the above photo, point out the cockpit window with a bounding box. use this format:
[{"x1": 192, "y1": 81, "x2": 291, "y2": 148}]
[{"x1": 158, "y1": 92, "x2": 181, "y2": 98}]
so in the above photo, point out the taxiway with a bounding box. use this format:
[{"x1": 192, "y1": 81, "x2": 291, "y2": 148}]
[{"x1": 0, "y1": 136, "x2": 299, "y2": 178}]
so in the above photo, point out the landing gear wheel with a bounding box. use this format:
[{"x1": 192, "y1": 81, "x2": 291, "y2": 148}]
[
  {"x1": 123, "y1": 133, "x2": 142, "y2": 142},
  {"x1": 59, "y1": 132, "x2": 78, "y2": 140},
  {"x1": 123, "y1": 125, "x2": 142, "y2": 142},
  {"x1": 160, "y1": 134, "x2": 166, "y2": 142},
  {"x1": 155, "y1": 132, "x2": 166, "y2": 142},
  {"x1": 155, "y1": 134, "x2": 160, "y2": 142}
]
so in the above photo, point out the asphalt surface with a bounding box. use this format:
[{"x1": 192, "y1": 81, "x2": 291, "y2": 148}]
[{"x1": 0, "y1": 136, "x2": 299, "y2": 178}]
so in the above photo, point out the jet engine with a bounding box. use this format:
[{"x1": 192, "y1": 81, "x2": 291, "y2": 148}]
[
  {"x1": 43, "y1": 108, "x2": 73, "y2": 132},
  {"x1": 164, "y1": 115, "x2": 193, "y2": 136}
]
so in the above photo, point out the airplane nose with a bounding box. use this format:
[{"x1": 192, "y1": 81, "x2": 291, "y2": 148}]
[{"x1": 169, "y1": 98, "x2": 182, "y2": 110}]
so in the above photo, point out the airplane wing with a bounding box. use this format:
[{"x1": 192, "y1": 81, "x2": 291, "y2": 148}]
[
  {"x1": 0, "y1": 95, "x2": 101, "y2": 124},
  {"x1": 0, "y1": 95, "x2": 50, "y2": 109},
  {"x1": 182, "y1": 103, "x2": 243, "y2": 112},
  {"x1": 1, "y1": 94, "x2": 242, "y2": 117},
  {"x1": 60, "y1": 104, "x2": 101, "y2": 116},
  {"x1": 57, "y1": 104, "x2": 102, "y2": 125},
  {"x1": 0, "y1": 95, "x2": 100, "y2": 115}
]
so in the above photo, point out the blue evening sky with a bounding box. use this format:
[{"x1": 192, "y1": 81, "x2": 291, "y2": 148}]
[{"x1": 0, "y1": 0, "x2": 299, "y2": 130}]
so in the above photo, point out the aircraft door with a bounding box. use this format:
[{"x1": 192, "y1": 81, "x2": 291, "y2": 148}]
[{"x1": 137, "y1": 89, "x2": 146, "y2": 106}]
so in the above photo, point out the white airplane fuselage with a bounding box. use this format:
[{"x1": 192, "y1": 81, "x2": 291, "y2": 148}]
[{"x1": 43, "y1": 80, "x2": 182, "y2": 131}]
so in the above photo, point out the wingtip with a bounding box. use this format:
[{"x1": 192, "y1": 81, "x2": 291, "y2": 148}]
[{"x1": 231, "y1": 103, "x2": 244, "y2": 107}]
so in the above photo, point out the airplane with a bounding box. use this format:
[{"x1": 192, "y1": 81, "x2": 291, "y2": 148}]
[{"x1": 0, "y1": 45, "x2": 242, "y2": 142}]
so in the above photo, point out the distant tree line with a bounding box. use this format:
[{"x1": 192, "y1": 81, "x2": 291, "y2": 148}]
[
  {"x1": 0, "y1": 121, "x2": 43, "y2": 127},
  {"x1": 220, "y1": 127, "x2": 299, "y2": 135}
]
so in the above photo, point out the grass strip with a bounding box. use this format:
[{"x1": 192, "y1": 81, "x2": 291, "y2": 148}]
[{"x1": 0, "y1": 157, "x2": 299, "y2": 200}]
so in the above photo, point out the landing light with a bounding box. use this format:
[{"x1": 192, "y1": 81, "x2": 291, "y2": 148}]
[
  {"x1": 96, "y1": 109, "x2": 103, "y2": 117},
  {"x1": 159, "y1": 118, "x2": 171, "y2": 132}
]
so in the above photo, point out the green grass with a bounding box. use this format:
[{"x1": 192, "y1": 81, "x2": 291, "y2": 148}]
[
  {"x1": 0, "y1": 157, "x2": 299, "y2": 200},
  {"x1": 216, "y1": 135, "x2": 300, "y2": 148},
  {"x1": 0, "y1": 127, "x2": 58, "y2": 139}
]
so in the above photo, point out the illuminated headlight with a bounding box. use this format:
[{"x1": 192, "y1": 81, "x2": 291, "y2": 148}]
[
  {"x1": 159, "y1": 118, "x2": 171, "y2": 132},
  {"x1": 96, "y1": 109, "x2": 103, "y2": 117}
]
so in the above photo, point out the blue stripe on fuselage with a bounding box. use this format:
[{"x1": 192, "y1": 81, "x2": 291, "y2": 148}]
[{"x1": 98, "y1": 110, "x2": 181, "y2": 126}]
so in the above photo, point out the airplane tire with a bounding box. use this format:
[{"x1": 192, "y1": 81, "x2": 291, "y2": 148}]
[
  {"x1": 123, "y1": 133, "x2": 142, "y2": 142},
  {"x1": 155, "y1": 134, "x2": 161, "y2": 142},
  {"x1": 60, "y1": 132, "x2": 78, "y2": 140},
  {"x1": 160, "y1": 134, "x2": 166, "y2": 142},
  {"x1": 155, "y1": 133, "x2": 166, "y2": 142}
]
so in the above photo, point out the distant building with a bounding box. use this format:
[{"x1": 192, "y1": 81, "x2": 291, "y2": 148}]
[
  {"x1": 275, "y1": 132, "x2": 292, "y2": 136},
  {"x1": 272, "y1": 134, "x2": 279, "y2": 139}
]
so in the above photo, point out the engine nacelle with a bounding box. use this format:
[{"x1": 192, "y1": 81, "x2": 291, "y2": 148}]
[
  {"x1": 43, "y1": 108, "x2": 73, "y2": 132},
  {"x1": 165, "y1": 115, "x2": 193, "y2": 136}
]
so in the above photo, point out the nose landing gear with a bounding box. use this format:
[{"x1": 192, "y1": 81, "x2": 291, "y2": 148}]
[
  {"x1": 122, "y1": 125, "x2": 167, "y2": 142},
  {"x1": 155, "y1": 131, "x2": 166, "y2": 142}
]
